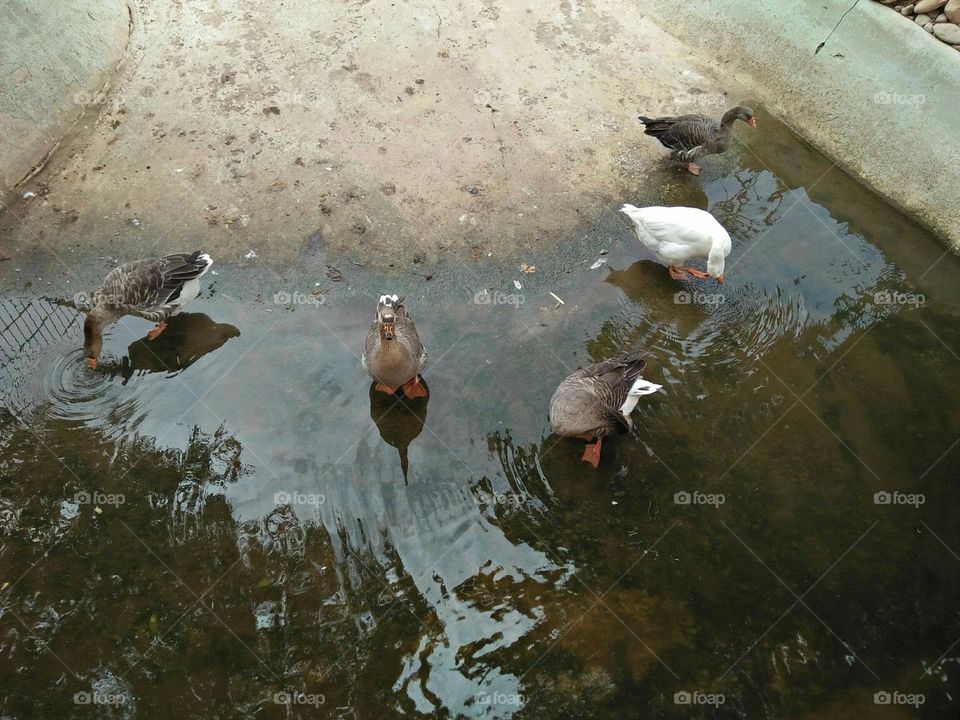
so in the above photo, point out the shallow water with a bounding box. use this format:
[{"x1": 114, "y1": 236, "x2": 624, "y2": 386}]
[{"x1": 2, "y1": 111, "x2": 960, "y2": 718}]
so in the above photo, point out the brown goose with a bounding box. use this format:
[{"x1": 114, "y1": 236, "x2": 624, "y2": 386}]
[
  {"x1": 638, "y1": 105, "x2": 756, "y2": 175},
  {"x1": 362, "y1": 294, "x2": 428, "y2": 399},
  {"x1": 549, "y1": 353, "x2": 662, "y2": 468},
  {"x1": 82, "y1": 252, "x2": 213, "y2": 368}
]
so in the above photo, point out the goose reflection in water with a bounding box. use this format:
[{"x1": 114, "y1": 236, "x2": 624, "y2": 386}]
[
  {"x1": 108, "y1": 312, "x2": 240, "y2": 381},
  {"x1": 368, "y1": 379, "x2": 429, "y2": 483}
]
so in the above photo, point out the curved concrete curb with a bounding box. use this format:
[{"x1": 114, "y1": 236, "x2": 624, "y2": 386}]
[
  {"x1": 649, "y1": 0, "x2": 960, "y2": 249},
  {"x1": 0, "y1": 0, "x2": 130, "y2": 204}
]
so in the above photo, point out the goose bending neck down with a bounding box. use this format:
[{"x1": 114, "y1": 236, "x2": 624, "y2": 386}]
[
  {"x1": 549, "y1": 353, "x2": 662, "y2": 469},
  {"x1": 81, "y1": 251, "x2": 213, "y2": 368},
  {"x1": 620, "y1": 205, "x2": 732, "y2": 284}
]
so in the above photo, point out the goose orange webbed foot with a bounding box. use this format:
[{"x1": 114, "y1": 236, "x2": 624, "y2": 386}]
[
  {"x1": 401, "y1": 376, "x2": 428, "y2": 400},
  {"x1": 685, "y1": 162, "x2": 701, "y2": 176},
  {"x1": 374, "y1": 383, "x2": 398, "y2": 395},
  {"x1": 580, "y1": 436, "x2": 603, "y2": 469},
  {"x1": 667, "y1": 265, "x2": 689, "y2": 281},
  {"x1": 684, "y1": 267, "x2": 711, "y2": 280},
  {"x1": 146, "y1": 321, "x2": 168, "y2": 341},
  {"x1": 581, "y1": 439, "x2": 603, "y2": 469}
]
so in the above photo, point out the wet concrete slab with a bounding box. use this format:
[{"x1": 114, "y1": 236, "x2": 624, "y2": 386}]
[{"x1": 0, "y1": 0, "x2": 756, "y2": 271}]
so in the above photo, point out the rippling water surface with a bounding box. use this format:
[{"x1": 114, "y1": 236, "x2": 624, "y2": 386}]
[{"x1": 2, "y1": 113, "x2": 960, "y2": 718}]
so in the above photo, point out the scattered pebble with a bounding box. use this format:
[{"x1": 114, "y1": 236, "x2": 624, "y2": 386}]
[
  {"x1": 933, "y1": 20, "x2": 960, "y2": 41},
  {"x1": 589, "y1": 258, "x2": 607, "y2": 270},
  {"x1": 877, "y1": 0, "x2": 960, "y2": 48},
  {"x1": 245, "y1": 250, "x2": 257, "y2": 259},
  {"x1": 22, "y1": 191, "x2": 36, "y2": 198}
]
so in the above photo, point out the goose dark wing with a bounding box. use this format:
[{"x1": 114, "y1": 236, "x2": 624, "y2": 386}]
[
  {"x1": 95, "y1": 251, "x2": 210, "y2": 311},
  {"x1": 639, "y1": 114, "x2": 720, "y2": 158},
  {"x1": 577, "y1": 354, "x2": 648, "y2": 429}
]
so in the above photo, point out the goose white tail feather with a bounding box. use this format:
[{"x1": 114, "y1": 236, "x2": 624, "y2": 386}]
[
  {"x1": 619, "y1": 377, "x2": 662, "y2": 418},
  {"x1": 628, "y1": 378, "x2": 663, "y2": 397}
]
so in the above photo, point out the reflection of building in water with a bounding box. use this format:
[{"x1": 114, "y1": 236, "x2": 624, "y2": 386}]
[{"x1": 254, "y1": 429, "x2": 568, "y2": 717}]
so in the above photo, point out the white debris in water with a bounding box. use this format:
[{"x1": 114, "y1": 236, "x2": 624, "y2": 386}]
[
  {"x1": 254, "y1": 600, "x2": 282, "y2": 630},
  {"x1": 245, "y1": 250, "x2": 257, "y2": 259},
  {"x1": 131, "y1": 218, "x2": 140, "y2": 227},
  {"x1": 589, "y1": 258, "x2": 607, "y2": 270},
  {"x1": 513, "y1": 280, "x2": 522, "y2": 290},
  {"x1": 22, "y1": 191, "x2": 36, "y2": 198},
  {"x1": 60, "y1": 499, "x2": 81, "y2": 520}
]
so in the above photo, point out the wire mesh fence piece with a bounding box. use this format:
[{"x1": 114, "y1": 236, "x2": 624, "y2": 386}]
[{"x1": 0, "y1": 297, "x2": 81, "y2": 414}]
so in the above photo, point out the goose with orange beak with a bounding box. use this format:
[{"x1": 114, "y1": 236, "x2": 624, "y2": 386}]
[
  {"x1": 620, "y1": 205, "x2": 731, "y2": 284},
  {"x1": 81, "y1": 251, "x2": 213, "y2": 369},
  {"x1": 638, "y1": 105, "x2": 756, "y2": 175},
  {"x1": 362, "y1": 294, "x2": 428, "y2": 399}
]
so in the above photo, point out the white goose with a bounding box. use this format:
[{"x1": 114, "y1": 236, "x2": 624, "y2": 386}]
[{"x1": 620, "y1": 205, "x2": 732, "y2": 284}]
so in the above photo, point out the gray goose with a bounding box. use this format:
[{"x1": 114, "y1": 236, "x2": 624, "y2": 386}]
[
  {"x1": 549, "y1": 353, "x2": 662, "y2": 468},
  {"x1": 82, "y1": 251, "x2": 213, "y2": 368},
  {"x1": 362, "y1": 294, "x2": 428, "y2": 399},
  {"x1": 638, "y1": 105, "x2": 756, "y2": 175}
]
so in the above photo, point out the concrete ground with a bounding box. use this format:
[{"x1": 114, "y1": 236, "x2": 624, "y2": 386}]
[
  {"x1": 0, "y1": 0, "x2": 749, "y2": 271},
  {"x1": 1, "y1": 0, "x2": 956, "y2": 276},
  {"x1": 0, "y1": 0, "x2": 129, "y2": 196},
  {"x1": 654, "y1": 0, "x2": 960, "y2": 248}
]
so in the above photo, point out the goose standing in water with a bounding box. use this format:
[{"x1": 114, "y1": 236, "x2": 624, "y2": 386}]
[
  {"x1": 362, "y1": 294, "x2": 428, "y2": 399},
  {"x1": 82, "y1": 251, "x2": 213, "y2": 368},
  {"x1": 549, "y1": 353, "x2": 662, "y2": 468},
  {"x1": 620, "y1": 204, "x2": 731, "y2": 283},
  {"x1": 638, "y1": 105, "x2": 756, "y2": 175}
]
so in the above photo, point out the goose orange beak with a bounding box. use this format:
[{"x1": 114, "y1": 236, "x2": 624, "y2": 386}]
[
  {"x1": 748, "y1": 117, "x2": 757, "y2": 128},
  {"x1": 86, "y1": 358, "x2": 98, "y2": 369}
]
